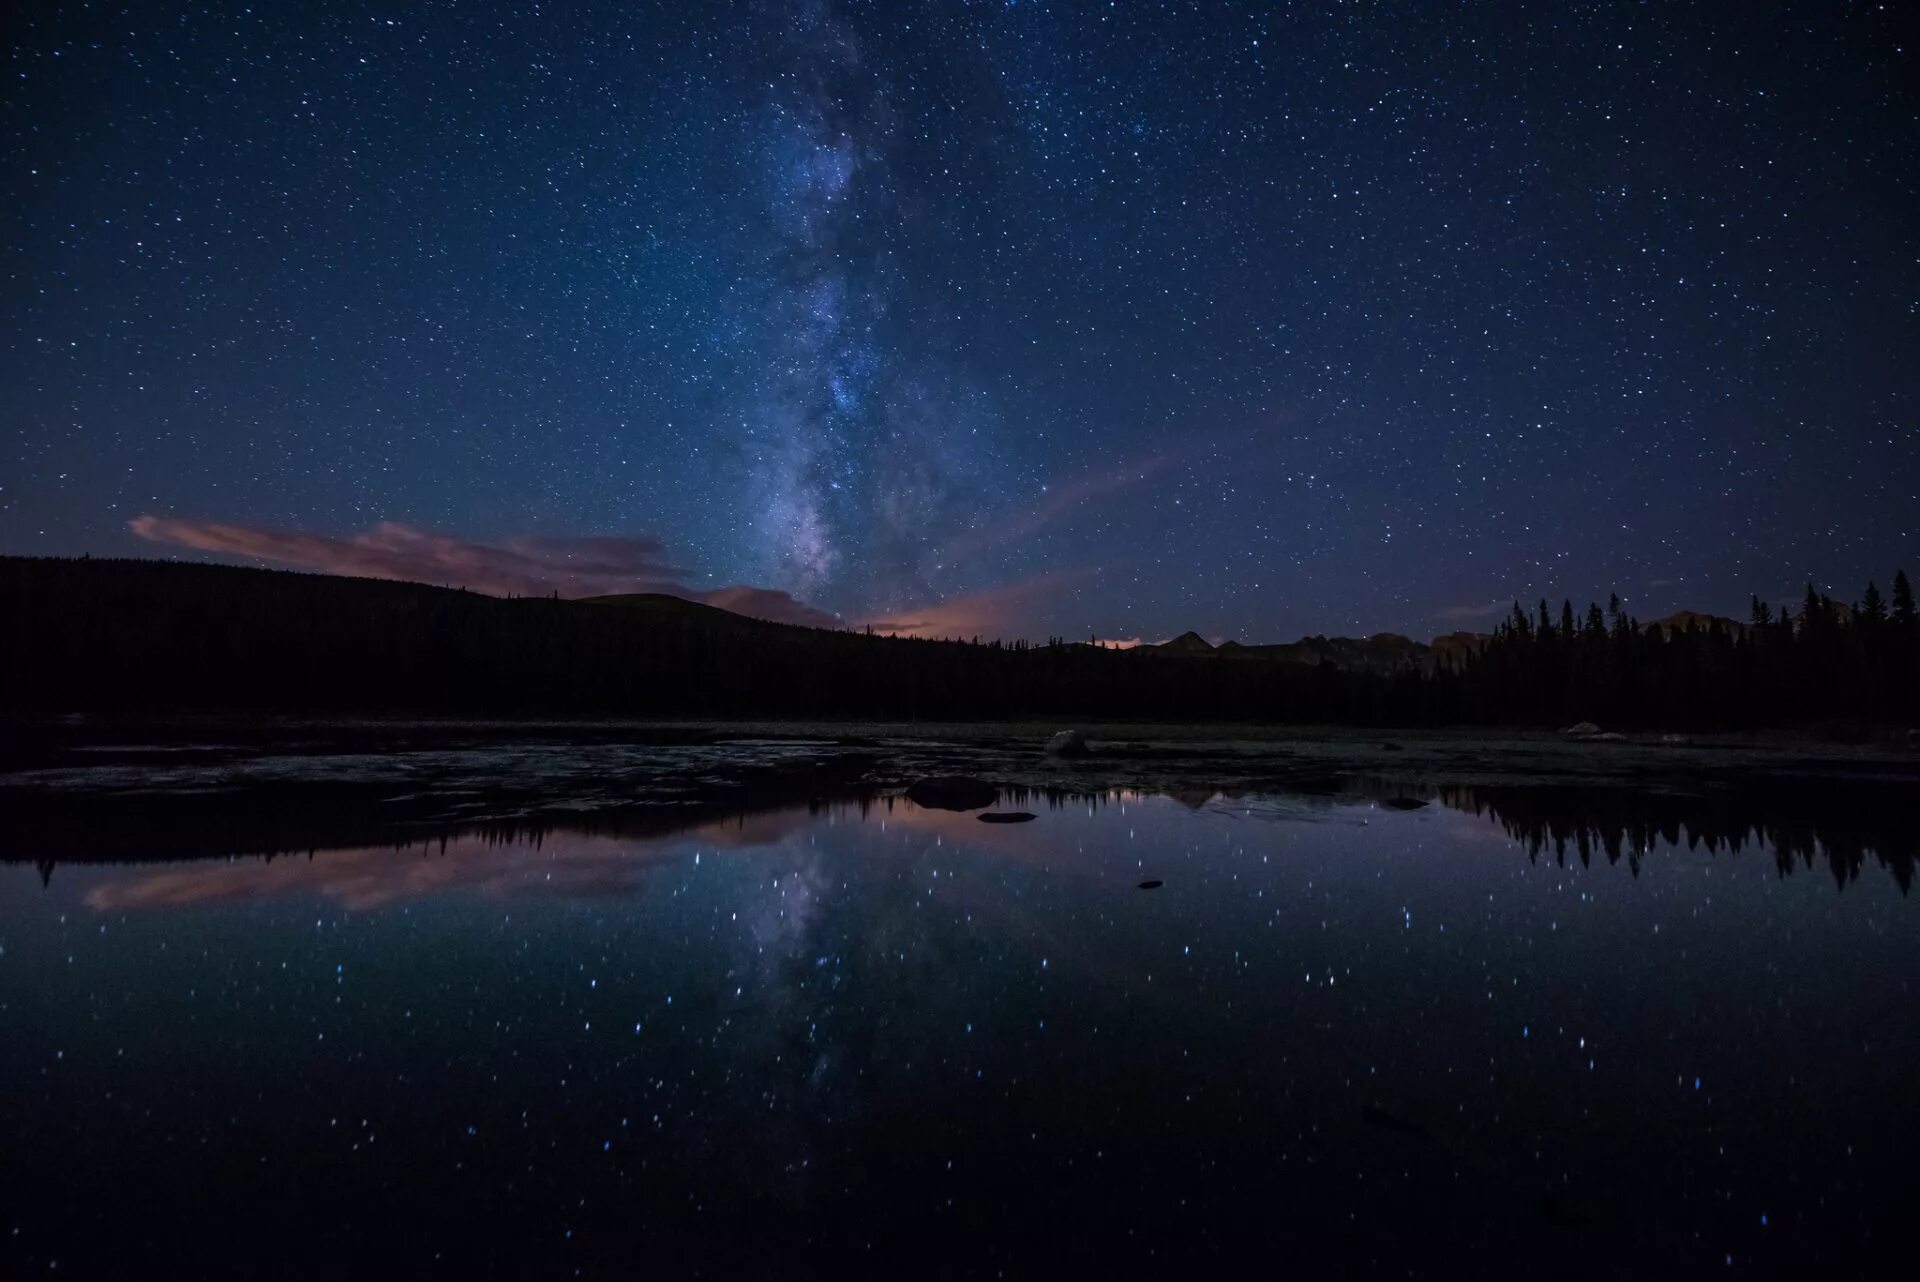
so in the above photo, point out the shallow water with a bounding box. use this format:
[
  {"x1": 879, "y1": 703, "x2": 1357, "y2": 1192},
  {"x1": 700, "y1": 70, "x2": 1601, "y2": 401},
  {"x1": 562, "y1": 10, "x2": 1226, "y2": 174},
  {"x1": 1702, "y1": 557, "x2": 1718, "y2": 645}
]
[{"x1": 1, "y1": 787, "x2": 1913, "y2": 1278}]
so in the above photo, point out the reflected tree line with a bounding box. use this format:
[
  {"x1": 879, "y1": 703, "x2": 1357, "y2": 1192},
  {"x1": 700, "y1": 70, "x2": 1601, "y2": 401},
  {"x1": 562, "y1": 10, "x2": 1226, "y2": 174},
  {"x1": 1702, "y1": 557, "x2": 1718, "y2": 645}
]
[
  {"x1": 1007, "y1": 781, "x2": 1920, "y2": 894},
  {"x1": 9, "y1": 777, "x2": 1913, "y2": 896},
  {"x1": 1439, "y1": 782, "x2": 1918, "y2": 893},
  {"x1": 3, "y1": 557, "x2": 1918, "y2": 727}
]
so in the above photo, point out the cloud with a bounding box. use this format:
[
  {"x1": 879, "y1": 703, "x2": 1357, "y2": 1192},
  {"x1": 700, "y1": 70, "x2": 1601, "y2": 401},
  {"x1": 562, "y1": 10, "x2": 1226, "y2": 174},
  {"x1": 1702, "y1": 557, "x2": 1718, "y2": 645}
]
[
  {"x1": 925, "y1": 425, "x2": 1268, "y2": 585},
  {"x1": 130, "y1": 515, "x2": 682, "y2": 597},
  {"x1": 859, "y1": 572, "x2": 1074, "y2": 640},
  {"x1": 129, "y1": 515, "x2": 839, "y2": 627},
  {"x1": 80, "y1": 819, "x2": 819, "y2": 913},
  {"x1": 1431, "y1": 599, "x2": 1511, "y2": 625},
  {"x1": 937, "y1": 454, "x2": 1173, "y2": 566}
]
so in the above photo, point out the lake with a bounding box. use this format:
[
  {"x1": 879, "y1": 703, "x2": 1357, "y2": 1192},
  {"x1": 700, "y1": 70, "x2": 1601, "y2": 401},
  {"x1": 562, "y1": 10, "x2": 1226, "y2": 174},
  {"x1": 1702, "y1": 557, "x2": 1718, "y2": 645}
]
[{"x1": 1, "y1": 770, "x2": 1914, "y2": 1278}]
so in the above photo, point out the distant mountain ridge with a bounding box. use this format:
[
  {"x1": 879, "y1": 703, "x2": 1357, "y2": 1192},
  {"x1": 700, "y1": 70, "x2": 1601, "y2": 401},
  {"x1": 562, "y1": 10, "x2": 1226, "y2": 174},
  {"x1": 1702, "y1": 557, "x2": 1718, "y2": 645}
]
[{"x1": 1135, "y1": 611, "x2": 1749, "y2": 674}]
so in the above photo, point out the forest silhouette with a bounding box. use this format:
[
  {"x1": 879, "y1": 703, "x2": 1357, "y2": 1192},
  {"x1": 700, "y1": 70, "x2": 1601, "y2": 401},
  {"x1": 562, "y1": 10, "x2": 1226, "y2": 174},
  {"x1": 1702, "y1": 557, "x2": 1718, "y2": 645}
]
[{"x1": 3, "y1": 556, "x2": 1915, "y2": 727}]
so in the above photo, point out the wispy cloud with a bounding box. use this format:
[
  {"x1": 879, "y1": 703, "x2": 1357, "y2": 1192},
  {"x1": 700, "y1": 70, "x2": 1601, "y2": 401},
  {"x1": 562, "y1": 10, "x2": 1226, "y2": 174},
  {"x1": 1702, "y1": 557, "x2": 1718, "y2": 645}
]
[
  {"x1": 81, "y1": 823, "x2": 807, "y2": 913},
  {"x1": 1430, "y1": 599, "x2": 1511, "y2": 625},
  {"x1": 937, "y1": 454, "x2": 1173, "y2": 566},
  {"x1": 129, "y1": 515, "x2": 840, "y2": 628},
  {"x1": 859, "y1": 571, "x2": 1075, "y2": 639},
  {"x1": 130, "y1": 515, "x2": 684, "y2": 596}
]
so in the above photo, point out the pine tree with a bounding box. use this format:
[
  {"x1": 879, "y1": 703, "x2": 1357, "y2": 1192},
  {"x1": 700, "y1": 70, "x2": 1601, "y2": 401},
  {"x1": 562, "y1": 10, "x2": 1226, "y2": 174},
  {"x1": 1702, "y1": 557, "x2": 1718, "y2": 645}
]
[
  {"x1": 1860, "y1": 581, "x2": 1886, "y2": 628},
  {"x1": 1892, "y1": 569, "x2": 1918, "y2": 720},
  {"x1": 1610, "y1": 601, "x2": 1633, "y2": 645}
]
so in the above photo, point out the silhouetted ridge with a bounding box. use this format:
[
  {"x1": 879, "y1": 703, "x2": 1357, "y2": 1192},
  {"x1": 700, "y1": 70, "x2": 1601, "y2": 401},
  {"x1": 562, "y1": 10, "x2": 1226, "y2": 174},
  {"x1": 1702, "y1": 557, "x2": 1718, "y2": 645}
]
[
  {"x1": 1149, "y1": 631, "x2": 1215, "y2": 654},
  {"x1": 581, "y1": 592, "x2": 779, "y2": 628},
  {"x1": 3, "y1": 557, "x2": 1915, "y2": 726}
]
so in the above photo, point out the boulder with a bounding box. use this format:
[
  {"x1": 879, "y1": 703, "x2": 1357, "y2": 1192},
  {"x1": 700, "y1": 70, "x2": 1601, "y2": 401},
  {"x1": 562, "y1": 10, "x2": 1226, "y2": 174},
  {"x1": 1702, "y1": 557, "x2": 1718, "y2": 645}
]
[
  {"x1": 1044, "y1": 729, "x2": 1090, "y2": 757},
  {"x1": 905, "y1": 776, "x2": 998, "y2": 811},
  {"x1": 1560, "y1": 721, "x2": 1603, "y2": 739}
]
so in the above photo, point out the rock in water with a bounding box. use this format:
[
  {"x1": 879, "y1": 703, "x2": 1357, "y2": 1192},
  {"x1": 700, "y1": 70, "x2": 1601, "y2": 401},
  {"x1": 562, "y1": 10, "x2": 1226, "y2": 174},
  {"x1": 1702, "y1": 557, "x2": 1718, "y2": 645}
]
[
  {"x1": 1379, "y1": 797, "x2": 1427, "y2": 810},
  {"x1": 1560, "y1": 721, "x2": 1603, "y2": 739},
  {"x1": 978, "y1": 812, "x2": 1036, "y2": 824},
  {"x1": 905, "y1": 777, "x2": 998, "y2": 811},
  {"x1": 1044, "y1": 729, "x2": 1089, "y2": 757},
  {"x1": 1137, "y1": 879, "x2": 1163, "y2": 890}
]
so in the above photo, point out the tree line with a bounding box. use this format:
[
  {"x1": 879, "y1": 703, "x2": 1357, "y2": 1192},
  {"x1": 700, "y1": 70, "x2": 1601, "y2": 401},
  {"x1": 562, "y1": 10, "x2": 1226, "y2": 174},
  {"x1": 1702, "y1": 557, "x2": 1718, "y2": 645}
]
[
  {"x1": 1440, "y1": 779, "x2": 1918, "y2": 893},
  {"x1": 1, "y1": 556, "x2": 1914, "y2": 728},
  {"x1": 1446, "y1": 573, "x2": 1918, "y2": 727}
]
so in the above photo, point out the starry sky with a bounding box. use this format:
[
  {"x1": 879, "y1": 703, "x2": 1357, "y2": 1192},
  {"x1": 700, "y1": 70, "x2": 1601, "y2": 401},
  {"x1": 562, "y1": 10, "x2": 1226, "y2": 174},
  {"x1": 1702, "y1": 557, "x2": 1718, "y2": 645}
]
[{"x1": 4, "y1": 0, "x2": 1915, "y2": 641}]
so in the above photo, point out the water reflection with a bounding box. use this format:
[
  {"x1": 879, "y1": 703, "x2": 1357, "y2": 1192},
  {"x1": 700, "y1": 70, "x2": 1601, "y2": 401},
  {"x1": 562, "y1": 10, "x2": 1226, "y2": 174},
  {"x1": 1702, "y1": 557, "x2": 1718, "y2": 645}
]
[
  {"x1": 15, "y1": 776, "x2": 1918, "y2": 898},
  {"x1": 1438, "y1": 780, "x2": 1918, "y2": 892},
  {"x1": 1, "y1": 782, "x2": 1915, "y2": 1279}
]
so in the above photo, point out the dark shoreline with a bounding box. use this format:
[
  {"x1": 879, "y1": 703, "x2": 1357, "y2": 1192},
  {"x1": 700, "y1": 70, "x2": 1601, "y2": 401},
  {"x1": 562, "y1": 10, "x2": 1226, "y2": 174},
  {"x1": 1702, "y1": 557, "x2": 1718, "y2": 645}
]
[{"x1": 4, "y1": 718, "x2": 1916, "y2": 877}]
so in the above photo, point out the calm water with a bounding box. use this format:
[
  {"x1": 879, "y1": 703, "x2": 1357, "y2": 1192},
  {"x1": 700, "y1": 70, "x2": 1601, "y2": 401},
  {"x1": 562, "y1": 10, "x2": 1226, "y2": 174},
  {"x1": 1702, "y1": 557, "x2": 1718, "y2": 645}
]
[{"x1": 1, "y1": 788, "x2": 1914, "y2": 1279}]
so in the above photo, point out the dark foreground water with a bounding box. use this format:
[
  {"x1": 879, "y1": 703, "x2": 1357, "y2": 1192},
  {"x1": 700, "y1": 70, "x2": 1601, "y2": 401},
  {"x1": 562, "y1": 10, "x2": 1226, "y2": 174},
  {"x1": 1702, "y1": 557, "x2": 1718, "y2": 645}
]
[{"x1": 1, "y1": 787, "x2": 1914, "y2": 1279}]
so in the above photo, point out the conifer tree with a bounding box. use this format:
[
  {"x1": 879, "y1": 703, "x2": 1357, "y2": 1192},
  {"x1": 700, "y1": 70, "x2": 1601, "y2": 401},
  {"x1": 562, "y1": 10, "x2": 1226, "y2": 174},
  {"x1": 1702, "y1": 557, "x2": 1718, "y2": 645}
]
[{"x1": 1860, "y1": 581, "x2": 1886, "y2": 628}]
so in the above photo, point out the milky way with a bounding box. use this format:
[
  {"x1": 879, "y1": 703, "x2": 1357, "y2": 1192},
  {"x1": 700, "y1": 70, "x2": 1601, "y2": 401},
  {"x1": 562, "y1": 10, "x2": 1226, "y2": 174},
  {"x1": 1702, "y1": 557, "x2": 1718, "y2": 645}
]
[
  {"x1": 730, "y1": 3, "x2": 1001, "y2": 612},
  {"x1": 3, "y1": 1, "x2": 1915, "y2": 639}
]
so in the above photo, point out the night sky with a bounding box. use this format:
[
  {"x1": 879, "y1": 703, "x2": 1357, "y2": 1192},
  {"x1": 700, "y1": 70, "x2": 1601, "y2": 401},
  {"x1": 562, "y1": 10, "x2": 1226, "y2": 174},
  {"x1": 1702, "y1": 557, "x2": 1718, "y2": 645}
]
[{"x1": 4, "y1": 1, "x2": 1915, "y2": 642}]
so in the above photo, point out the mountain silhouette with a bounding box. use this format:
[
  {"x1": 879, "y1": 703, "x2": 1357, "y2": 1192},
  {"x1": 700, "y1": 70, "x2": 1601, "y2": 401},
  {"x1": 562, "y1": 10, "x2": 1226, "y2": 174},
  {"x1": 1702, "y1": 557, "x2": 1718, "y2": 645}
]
[{"x1": 2, "y1": 555, "x2": 1912, "y2": 727}]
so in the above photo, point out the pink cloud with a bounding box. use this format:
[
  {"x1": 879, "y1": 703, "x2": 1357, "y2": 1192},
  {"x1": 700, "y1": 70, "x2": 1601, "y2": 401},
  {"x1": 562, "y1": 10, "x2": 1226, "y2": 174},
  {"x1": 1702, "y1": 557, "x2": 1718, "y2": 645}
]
[
  {"x1": 79, "y1": 817, "x2": 817, "y2": 913},
  {"x1": 75, "y1": 794, "x2": 1166, "y2": 915},
  {"x1": 129, "y1": 515, "x2": 839, "y2": 627},
  {"x1": 130, "y1": 515, "x2": 681, "y2": 596},
  {"x1": 859, "y1": 571, "x2": 1076, "y2": 640}
]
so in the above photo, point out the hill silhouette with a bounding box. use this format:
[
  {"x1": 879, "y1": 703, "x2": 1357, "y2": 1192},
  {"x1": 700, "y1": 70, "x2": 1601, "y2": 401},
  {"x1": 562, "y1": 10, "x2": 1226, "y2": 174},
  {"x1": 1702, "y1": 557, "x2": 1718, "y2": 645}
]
[
  {"x1": 1149, "y1": 630, "x2": 1216, "y2": 654},
  {"x1": 581, "y1": 591, "x2": 787, "y2": 627},
  {"x1": 2, "y1": 556, "x2": 1914, "y2": 727}
]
